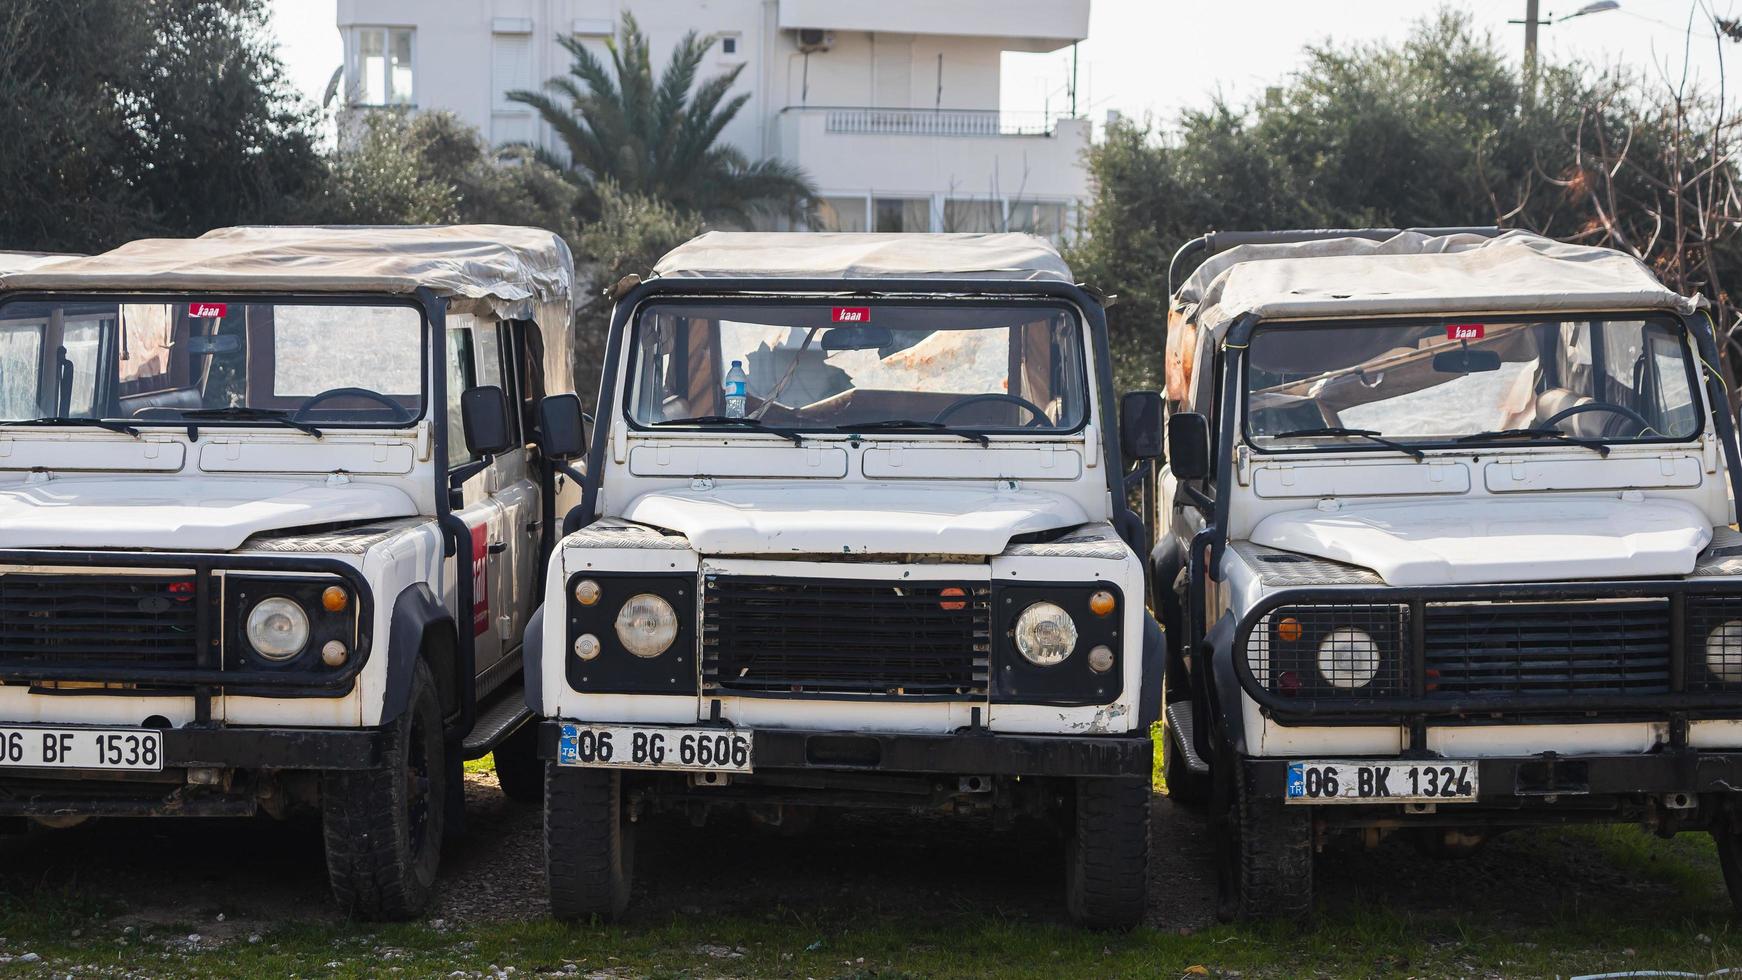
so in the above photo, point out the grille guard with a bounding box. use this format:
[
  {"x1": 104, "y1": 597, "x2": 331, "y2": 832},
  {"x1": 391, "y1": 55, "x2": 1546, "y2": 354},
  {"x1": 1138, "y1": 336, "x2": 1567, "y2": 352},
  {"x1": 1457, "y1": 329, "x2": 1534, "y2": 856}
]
[
  {"x1": 0, "y1": 550, "x2": 372, "y2": 695},
  {"x1": 1232, "y1": 579, "x2": 1742, "y2": 722}
]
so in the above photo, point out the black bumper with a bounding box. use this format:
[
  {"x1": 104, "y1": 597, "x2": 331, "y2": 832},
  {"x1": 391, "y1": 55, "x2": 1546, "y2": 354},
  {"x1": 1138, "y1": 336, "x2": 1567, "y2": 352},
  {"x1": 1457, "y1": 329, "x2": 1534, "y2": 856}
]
[
  {"x1": 537, "y1": 721, "x2": 1151, "y2": 778},
  {"x1": 1245, "y1": 750, "x2": 1742, "y2": 801},
  {"x1": 0, "y1": 723, "x2": 391, "y2": 775}
]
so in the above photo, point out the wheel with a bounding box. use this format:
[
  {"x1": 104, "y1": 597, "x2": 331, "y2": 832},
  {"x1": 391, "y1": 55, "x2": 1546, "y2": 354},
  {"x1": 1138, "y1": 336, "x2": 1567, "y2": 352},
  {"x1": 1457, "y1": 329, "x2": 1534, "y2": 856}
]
[
  {"x1": 1065, "y1": 776, "x2": 1150, "y2": 929},
  {"x1": 545, "y1": 764, "x2": 633, "y2": 921},
  {"x1": 1214, "y1": 754, "x2": 1313, "y2": 922},
  {"x1": 1162, "y1": 719, "x2": 1211, "y2": 807},
  {"x1": 322, "y1": 659, "x2": 446, "y2": 920},
  {"x1": 1713, "y1": 819, "x2": 1742, "y2": 915},
  {"x1": 493, "y1": 722, "x2": 544, "y2": 804}
]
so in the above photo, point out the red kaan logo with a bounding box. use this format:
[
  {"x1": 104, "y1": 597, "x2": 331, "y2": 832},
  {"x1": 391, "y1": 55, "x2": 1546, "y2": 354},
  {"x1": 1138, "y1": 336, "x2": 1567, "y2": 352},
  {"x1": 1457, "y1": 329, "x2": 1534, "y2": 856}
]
[
  {"x1": 188, "y1": 302, "x2": 228, "y2": 319},
  {"x1": 832, "y1": 307, "x2": 870, "y2": 323},
  {"x1": 1446, "y1": 323, "x2": 1485, "y2": 341}
]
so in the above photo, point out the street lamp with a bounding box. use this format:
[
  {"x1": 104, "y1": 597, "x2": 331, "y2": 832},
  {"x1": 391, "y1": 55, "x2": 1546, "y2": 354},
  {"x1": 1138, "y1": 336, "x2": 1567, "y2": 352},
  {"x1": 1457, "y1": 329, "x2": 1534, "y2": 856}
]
[{"x1": 1512, "y1": 0, "x2": 1621, "y2": 104}]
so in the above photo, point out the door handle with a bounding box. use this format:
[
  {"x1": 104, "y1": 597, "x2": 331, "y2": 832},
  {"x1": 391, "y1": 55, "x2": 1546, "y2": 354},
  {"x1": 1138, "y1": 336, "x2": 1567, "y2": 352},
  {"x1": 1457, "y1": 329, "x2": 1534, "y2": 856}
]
[
  {"x1": 488, "y1": 541, "x2": 507, "y2": 555},
  {"x1": 525, "y1": 520, "x2": 541, "y2": 534}
]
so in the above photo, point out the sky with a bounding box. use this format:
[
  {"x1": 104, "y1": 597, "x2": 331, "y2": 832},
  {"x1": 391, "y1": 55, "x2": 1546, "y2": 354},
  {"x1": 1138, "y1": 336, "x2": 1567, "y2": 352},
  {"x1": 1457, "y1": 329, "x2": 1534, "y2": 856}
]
[{"x1": 269, "y1": 0, "x2": 1742, "y2": 127}]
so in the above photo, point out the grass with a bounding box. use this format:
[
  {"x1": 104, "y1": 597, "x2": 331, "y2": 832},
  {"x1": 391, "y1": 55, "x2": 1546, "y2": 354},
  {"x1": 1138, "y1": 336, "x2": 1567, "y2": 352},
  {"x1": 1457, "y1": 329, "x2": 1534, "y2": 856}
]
[{"x1": 0, "y1": 750, "x2": 1736, "y2": 978}]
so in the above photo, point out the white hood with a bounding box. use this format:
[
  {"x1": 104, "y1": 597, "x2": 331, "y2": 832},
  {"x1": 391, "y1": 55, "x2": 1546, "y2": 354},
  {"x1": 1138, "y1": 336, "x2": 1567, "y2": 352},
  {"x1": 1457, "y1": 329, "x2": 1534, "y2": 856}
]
[
  {"x1": 622, "y1": 483, "x2": 1090, "y2": 556},
  {"x1": 0, "y1": 476, "x2": 419, "y2": 551},
  {"x1": 1250, "y1": 496, "x2": 1713, "y2": 586}
]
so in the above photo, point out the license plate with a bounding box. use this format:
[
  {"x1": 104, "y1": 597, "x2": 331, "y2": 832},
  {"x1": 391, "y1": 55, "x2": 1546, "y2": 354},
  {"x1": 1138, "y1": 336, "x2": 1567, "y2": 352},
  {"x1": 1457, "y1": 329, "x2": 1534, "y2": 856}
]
[
  {"x1": 0, "y1": 726, "x2": 163, "y2": 772},
  {"x1": 1286, "y1": 760, "x2": 1477, "y2": 804},
  {"x1": 557, "y1": 723, "x2": 753, "y2": 773}
]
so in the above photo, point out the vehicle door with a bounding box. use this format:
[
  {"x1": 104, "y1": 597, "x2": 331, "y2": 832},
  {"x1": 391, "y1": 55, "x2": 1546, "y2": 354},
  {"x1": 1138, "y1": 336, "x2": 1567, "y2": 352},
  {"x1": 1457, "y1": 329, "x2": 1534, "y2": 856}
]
[
  {"x1": 480, "y1": 319, "x2": 539, "y2": 658},
  {"x1": 446, "y1": 318, "x2": 508, "y2": 676}
]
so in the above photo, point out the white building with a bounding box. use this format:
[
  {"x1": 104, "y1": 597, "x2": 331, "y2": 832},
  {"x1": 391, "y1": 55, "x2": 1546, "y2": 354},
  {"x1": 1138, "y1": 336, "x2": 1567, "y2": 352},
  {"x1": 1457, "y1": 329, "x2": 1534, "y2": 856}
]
[{"x1": 334, "y1": 0, "x2": 1092, "y2": 238}]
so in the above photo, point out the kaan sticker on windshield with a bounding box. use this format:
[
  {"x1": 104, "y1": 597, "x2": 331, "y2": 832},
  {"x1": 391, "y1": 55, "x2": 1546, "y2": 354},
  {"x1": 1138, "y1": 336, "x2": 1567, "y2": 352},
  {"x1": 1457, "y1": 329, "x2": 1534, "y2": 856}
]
[
  {"x1": 1446, "y1": 323, "x2": 1485, "y2": 341},
  {"x1": 832, "y1": 307, "x2": 870, "y2": 323},
  {"x1": 188, "y1": 302, "x2": 228, "y2": 319}
]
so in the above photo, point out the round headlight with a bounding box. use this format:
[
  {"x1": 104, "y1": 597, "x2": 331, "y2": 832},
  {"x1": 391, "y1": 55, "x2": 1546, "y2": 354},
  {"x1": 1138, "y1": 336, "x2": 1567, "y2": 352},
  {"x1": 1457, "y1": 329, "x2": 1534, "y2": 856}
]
[
  {"x1": 1316, "y1": 628, "x2": 1380, "y2": 689},
  {"x1": 615, "y1": 594, "x2": 678, "y2": 658},
  {"x1": 1706, "y1": 620, "x2": 1742, "y2": 682},
  {"x1": 247, "y1": 597, "x2": 309, "y2": 661},
  {"x1": 1014, "y1": 601, "x2": 1078, "y2": 666}
]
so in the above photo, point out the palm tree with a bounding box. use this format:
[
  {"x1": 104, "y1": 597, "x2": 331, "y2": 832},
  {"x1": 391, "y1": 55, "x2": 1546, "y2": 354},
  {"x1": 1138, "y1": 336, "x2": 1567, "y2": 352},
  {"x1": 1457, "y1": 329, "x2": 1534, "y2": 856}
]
[{"x1": 508, "y1": 14, "x2": 816, "y2": 228}]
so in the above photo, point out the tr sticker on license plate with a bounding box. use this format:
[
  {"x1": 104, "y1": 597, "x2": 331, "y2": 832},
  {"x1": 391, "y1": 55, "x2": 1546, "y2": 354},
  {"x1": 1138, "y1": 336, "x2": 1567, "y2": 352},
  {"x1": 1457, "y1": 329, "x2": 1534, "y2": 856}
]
[
  {"x1": 1286, "y1": 760, "x2": 1477, "y2": 804},
  {"x1": 558, "y1": 723, "x2": 753, "y2": 773},
  {"x1": 0, "y1": 726, "x2": 163, "y2": 771}
]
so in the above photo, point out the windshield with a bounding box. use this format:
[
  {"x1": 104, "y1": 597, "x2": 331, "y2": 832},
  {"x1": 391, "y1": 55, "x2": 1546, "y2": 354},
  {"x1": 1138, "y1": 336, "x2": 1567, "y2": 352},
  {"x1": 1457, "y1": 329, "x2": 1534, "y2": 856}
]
[
  {"x1": 0, "y1": 297, "x2": 425, "y2": 426},
  {"x1": 624, "y1": 301, "x2": 1088, "y2": 432},
  {"x1": 1243, "y1": 314, "x2": 1702, "y2": 450}
]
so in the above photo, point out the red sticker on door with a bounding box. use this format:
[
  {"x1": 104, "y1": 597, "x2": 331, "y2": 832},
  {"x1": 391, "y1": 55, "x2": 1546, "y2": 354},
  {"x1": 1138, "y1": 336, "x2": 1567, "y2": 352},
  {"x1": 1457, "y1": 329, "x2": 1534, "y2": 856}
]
[
  {"x1": 832, "y1": 307, "x2": 870, "y2": 323},
  {"x1": 1446, "y1": 323, "x2": 1485, "y2": 340},
  {"x1": 469, "y1": 523, "x2": 490, "y2": 637},
  {"x1": 188, "y1": 302, "x2": 227, "y2": 318}
]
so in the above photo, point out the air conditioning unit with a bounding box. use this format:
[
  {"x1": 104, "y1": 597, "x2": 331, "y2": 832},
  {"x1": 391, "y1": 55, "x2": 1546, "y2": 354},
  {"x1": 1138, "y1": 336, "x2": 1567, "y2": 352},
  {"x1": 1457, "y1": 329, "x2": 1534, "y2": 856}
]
[{"x1": 796, "y1": 28, "x2": 833, "y2": 53}]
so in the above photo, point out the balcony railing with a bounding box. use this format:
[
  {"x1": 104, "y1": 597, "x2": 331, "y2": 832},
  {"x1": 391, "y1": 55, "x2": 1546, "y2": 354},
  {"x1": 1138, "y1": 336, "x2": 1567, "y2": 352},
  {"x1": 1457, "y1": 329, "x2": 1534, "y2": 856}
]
[{"x1": 793, "y1": 107, "x2": 1068, "y2": 138}]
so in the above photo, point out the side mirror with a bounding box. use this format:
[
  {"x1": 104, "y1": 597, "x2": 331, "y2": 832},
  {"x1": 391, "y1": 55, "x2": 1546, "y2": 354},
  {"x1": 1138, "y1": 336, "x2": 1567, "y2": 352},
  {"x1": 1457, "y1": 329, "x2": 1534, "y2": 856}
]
[
  {"x1": 1167, "y1": 412, "x2": 1212, "y2": 481},
  {"x1": 1119, "y1": 390, "x2": 1164, "y2": 461},
  {"x1": 460, "y1": 385, "x2": 515, "y2": 457},
  {"x1": 538, "y1": 393, "x2": 589, "y2": 459}
]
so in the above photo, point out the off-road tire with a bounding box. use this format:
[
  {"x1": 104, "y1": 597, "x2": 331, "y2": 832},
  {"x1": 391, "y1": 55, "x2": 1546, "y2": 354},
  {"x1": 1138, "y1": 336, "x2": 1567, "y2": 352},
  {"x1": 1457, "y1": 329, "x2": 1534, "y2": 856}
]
[
  {"x1": 545, "y1": 764, "x2": 632, "y2": 921},
  {"x1": 1225, "y1": 763, "x2": 1313, "y2": 921},
  {"x1": 322, "y1": 660, "x2": 447, "y2": 920},
  {"x1": 1162, "y1": 714, "x2": 1211, "y2": 808},
  {"x1": 492, "y1": 721, "x2": 544, "y2": 804},
  {"x1": 1065, "y1": 776, "x2": 1150, "y2": 929},
  {"x1": 1713, "y1": 821, "x2": 1742, "y2": 915}
]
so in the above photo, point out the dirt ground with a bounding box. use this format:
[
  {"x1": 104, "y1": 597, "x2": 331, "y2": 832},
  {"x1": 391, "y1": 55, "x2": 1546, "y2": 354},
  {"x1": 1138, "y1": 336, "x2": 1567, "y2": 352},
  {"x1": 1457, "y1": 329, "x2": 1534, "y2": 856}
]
[{"x1": 0, "y1": 768, "x2": 1716, "y2": 943}]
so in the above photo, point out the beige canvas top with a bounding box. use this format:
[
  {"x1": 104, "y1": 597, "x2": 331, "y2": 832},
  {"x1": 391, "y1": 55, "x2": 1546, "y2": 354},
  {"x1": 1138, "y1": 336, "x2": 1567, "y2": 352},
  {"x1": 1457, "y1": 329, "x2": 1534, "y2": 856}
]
[
  {"x1": 0, "y1": 225, "x2": 573, "y2": 320},
  {"x1": 1179, "y1": 230, "x2": 1697, "y2": 339},
  {"x1": 651, "y1": 231, "x2": 1074, "y2": 283},
  {"x1": 0, "y1": 251, "x2": 79, "y2": 273}
]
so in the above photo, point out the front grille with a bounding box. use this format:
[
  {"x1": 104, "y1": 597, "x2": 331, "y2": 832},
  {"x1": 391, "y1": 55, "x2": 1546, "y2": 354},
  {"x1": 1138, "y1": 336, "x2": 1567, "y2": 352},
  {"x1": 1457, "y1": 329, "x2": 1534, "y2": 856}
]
[
  {"x1": 1423, "y1": 599, "x2": 1672, "y2": 697},
  {"x1": 0, "y1": 573, "x2": 200, "y2": 671},
  {"x1": 702, "y1": 576, "x2": 989, "y2": 697}
]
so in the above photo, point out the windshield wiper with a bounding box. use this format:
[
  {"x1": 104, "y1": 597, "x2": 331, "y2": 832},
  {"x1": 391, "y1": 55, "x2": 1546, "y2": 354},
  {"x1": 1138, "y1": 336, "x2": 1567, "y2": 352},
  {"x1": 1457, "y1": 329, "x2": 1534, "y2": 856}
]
[
  {"x1": 833, "y1": 419, "x2": 991, "y2": 447},
  {"x1": 1271, "y1": 426, "x2": 1425, "y2": 461},
  {"x1": 179, "y1": 407, "x2": 322, "y2": 438},
  {"x1": 653, "y1": 415, "x2": 804, "y2": 446},
  {"x1": 7, "y1": 416, "x2": 140, "y2": 438},
  {"x1": 1453, "y1": 427, "x2": 1610, "y2": 457}
]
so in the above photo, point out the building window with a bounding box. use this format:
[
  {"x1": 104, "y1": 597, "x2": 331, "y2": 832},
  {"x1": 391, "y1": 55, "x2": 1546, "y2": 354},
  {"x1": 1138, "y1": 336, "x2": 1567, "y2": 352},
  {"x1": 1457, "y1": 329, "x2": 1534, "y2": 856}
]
[
  {"x1": 817, "y1": 196, "x2": 869, "y2": 232},
  {"x1": 720, "y1": 34, "x2": 739, "y2": 56},
  {"x1": 491, "y1": 27, "x2": 534, "y2": 144},
  {"x1": 943, "y1": 200, "x2": 1000, "y2": 233},
  {"x1": 873, "y1": 197, "x2": 931, "y2": 233},
  {"x1": 1008, "y1": 201, "x2": 1071, "y2": 240},
  {"x1": 351, "y1": 27, "x2": 414, "y2": 106}
]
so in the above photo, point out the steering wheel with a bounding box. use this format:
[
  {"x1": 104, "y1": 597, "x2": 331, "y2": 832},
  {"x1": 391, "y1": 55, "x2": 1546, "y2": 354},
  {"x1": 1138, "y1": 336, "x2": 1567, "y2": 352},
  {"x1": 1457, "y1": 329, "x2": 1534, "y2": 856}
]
[
  {"x1": 293, "y1": 386, "x2": 414, "y2": 422},
  {"x1": 933, "y1": 393, "x2": 1051, "y2": 428},
  {"x1": 1542, "y1": 400, "x2": 1653, "y2": 437}
]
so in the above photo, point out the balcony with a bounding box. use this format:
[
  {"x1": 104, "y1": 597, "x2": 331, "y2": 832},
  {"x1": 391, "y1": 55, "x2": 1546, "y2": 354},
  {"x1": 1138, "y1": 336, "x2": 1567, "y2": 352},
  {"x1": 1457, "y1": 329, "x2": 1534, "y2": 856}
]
[
  {"x1": 821, "y1": 107, "x2": 1065, "y2": 138},
  {"x1": 777, "y1": 0, "x2": 1089, "y2": 48}
]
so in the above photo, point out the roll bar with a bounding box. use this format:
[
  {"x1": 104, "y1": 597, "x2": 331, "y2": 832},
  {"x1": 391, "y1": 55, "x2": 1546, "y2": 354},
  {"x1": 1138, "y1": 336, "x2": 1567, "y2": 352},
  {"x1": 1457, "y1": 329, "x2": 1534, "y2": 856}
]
[{"x1": 1164, "y1": 226, "x2": 1505, "y2": 300}]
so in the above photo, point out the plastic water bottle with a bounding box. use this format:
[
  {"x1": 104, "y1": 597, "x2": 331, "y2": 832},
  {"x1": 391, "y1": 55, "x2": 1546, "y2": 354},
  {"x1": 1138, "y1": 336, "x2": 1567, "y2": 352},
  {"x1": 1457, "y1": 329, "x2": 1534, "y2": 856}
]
[{"x1": 723, "y1": 360, "x2": 748, "y2": 418}]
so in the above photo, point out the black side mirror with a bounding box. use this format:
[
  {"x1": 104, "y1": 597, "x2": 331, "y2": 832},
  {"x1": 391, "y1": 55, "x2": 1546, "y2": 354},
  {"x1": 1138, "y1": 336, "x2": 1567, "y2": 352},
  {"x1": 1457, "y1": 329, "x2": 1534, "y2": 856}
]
[
  {"x1": 538, "y1": 393, "x2": 589, "y2": 459},
  {"x1": 1167, "y1": 412, "x2": 1212, "y2": 481},
  {"x1": 460, "y1": 385, "x2": 515, "y2": 457},
  {"x1": 1120, "y1": 390, "x2": 1164, "y2": 461}
]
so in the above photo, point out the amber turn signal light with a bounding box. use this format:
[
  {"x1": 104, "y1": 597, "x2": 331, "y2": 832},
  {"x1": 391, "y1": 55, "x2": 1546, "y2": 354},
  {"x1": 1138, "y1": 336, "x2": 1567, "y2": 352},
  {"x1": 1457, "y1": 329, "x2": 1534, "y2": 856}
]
[
  {"x1": 1088, "y1": 590, "x2": 1116, "y2": 617},
  {"x1": 1277, "y1": 617, "x2": 1303, "y2": 642},
  {"x1": 321, "y1": 586, "x2": 349, "y2": 613}
]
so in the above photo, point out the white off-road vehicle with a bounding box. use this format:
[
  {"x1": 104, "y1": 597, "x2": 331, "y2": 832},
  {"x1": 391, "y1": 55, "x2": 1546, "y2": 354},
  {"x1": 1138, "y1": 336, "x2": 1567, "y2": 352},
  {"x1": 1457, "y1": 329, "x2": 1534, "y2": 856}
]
[
  {"x1": 525, "y1": 232, "x2": 1164, "y2": 928},
  {"x1": 0, "y1": 225, "x2": 577, "y2": 919},
  {"x1": 1154, "y1": 228, "x2": 1742, "y2": 919}
]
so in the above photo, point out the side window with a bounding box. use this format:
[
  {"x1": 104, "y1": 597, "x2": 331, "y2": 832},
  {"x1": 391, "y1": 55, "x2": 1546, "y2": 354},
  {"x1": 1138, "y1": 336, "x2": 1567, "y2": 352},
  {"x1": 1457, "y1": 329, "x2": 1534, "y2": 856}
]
[
  {"x1": 446, "y1": 327, "x2": 477, "y2": 468},
  {"x1": 1651, "y1": 332, "x2": 1697, "y2": 435},
  {"x1": 0, "y1": 321, "x2": 44, "y2": 418},
  {"x1": 515, "y1": 321, "x2": 547, "y2": 440}
]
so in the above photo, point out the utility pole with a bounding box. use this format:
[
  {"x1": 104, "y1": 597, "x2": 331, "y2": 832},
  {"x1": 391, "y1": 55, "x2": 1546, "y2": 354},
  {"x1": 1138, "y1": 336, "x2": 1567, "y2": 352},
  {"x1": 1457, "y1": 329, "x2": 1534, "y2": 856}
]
[{"x1": 1523, "y1": 0, "x2": 1541, "y2": 98}]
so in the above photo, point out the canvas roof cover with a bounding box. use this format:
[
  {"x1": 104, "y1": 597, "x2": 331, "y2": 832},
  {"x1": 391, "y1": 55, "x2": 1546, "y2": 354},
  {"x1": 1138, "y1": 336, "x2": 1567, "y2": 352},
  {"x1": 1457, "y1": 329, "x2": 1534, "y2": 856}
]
[
  {"x1": 0, "y1": 225, "x2": 573, "y2": 320},
  {"x1": 1179, "y1": 230, "x2": 1696, "y2": 339},
  {"x1": 650, "y1": 231, "x2": 1073, "y2": 283},
  {"x1": 0, "y1": 251, "x2": 79, "y2": 273}
]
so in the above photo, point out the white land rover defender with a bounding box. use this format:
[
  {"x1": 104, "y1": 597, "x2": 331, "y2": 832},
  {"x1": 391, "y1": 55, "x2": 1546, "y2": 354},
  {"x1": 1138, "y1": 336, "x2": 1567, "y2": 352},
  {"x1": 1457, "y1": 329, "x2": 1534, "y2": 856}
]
[
  {"x1": 1154, "y1": 228, "x2": 1742, "y2": 919},
  {"x1": 525, "y1": 233, "x2": 1164, "y2": 928},
  {"x1": 0, "y1": 225, "x2": 577, "y2": 919}
]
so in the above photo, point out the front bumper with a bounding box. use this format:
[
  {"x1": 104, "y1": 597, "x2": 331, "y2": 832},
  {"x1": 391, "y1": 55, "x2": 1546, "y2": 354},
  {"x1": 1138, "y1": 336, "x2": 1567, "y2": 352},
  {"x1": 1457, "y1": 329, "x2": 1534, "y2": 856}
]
[
  {"x1": 536, "y1": 721, "x2": 1151, "y2": 778},
  {"x1": 1245, "y1": 749, "x2": 1742, "y2": 802}
]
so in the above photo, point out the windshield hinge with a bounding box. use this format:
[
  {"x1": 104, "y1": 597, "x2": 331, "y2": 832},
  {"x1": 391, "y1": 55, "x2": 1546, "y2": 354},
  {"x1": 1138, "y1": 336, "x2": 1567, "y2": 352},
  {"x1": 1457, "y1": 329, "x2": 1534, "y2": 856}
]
[
  {"x1": 690, "y1": 476, "x2": 716, "y2": 492},
  {"x1": 1235, "y1": 445, "x2": 1251, "y2": 486},
  {"x1": 997, "y1": 478, "x2": 1021, "y2": 492}
]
